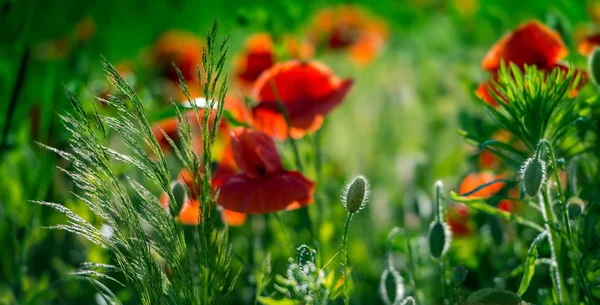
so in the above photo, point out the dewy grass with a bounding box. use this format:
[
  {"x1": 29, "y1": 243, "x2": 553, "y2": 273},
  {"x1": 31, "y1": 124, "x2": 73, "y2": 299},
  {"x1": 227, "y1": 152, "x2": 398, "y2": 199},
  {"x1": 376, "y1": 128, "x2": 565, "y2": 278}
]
[{"x1": 37, "y1": 20, "x2": 236, "y2": 305}]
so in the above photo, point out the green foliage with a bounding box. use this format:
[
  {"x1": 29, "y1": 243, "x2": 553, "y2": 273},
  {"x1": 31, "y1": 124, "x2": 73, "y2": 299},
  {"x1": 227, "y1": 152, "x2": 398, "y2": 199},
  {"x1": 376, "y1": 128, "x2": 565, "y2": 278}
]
[{"x1": 38, "y1": 21, "x2": 236, "y2": 305}]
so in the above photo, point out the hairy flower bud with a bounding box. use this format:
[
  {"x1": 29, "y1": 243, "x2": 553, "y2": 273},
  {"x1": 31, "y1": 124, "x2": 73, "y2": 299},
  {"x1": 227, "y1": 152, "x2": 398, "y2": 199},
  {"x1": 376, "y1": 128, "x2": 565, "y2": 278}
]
[
  {"x1": 428, "y1": 220, "x2": 451, "y2": 259},
  {"x1": 342, "y1": 175, "x2": 371, "y2": 214},
  {"x1": 520, "y1": 156, "x2": 546, "y2": 197}
]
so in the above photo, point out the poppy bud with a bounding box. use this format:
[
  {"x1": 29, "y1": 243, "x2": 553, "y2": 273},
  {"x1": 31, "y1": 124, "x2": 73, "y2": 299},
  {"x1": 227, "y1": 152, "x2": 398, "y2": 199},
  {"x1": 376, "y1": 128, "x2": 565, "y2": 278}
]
[
  {"x1": 520, "y1": 156, "x2": 546, "y2": 197},
  {"x1": 171, "y1": 180, "x2": 187, "y2": 213},
  {"x1": 453, "y1": 265, "x2": 468, "y2": 286},
  {"x1": 342, "y1": 175, "x2": 371, "y2": 214},
  {"x1": 428, "y1": 220, "x2": 451, "y2": 259},
  {"x1": 296, "y1": 244, "x2": 316, "y2": 266},
  {"x1": 567, "y1": 197, "x2": 584, "y2": 220},
  {"x1": 589, "y1": 47, "x2": 600, "y2": 87}
]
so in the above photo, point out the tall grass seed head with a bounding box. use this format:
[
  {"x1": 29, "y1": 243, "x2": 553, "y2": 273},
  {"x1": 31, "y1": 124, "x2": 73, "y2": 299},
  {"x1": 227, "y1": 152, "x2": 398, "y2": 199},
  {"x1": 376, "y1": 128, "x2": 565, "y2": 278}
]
[
  {"x1": 428, "y1": 220, "x2": 452, "y2": 259},
  {"x1": 342, "y1": 175, "x2": 371, "y2": 214},
  {"x1": 519, "y1": 156, "x2": 546, "y2": 197}
]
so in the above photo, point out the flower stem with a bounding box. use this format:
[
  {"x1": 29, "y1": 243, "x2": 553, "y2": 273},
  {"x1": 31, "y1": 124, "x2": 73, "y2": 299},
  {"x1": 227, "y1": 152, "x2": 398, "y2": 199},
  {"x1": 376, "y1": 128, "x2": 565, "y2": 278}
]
[
  {"x1": 539, "y1": 140, "x2": 594, "y2": 304},
  {"x1": 342, "y1": 212, "x2": 353, "y2": 305},
  {"x1": 441, "y1": 257, "x2": 448, "y2": 305},
  {"x1": 539, "y1": 189, "x2": 569, "y2": 304}
]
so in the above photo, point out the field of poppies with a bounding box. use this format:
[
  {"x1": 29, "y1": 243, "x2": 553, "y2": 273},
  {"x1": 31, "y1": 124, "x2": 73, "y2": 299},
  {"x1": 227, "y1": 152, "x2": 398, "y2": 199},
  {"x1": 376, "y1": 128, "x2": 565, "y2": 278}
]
[{"x1": 3, "y1": 0, "x2": 600, "y2": 304}]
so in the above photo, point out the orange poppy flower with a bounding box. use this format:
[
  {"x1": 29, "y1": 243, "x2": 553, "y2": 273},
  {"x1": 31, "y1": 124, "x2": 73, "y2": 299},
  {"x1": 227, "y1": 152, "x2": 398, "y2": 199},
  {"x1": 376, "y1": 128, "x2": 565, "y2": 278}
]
[
  {"x1": 235, "y1": 33, "x2": 276, "y2": 88},
  {"x1": 251, "y1": 60, "x2": 353, "y2": 140},
  {"x1": 159, "y1": 170, "x2": 202, "y2": 225},
  {"x1": 477, "y1": 21, "x2": 586, "y2": 106},
  {"x1": 458, "y1": 172, "x2": 505, "y2": 199},
  {"x1": 309, "y1": 5, "x2": 388, "y2": 65},
  {"x1": 577, "y1": 33, "x2": 600, "y2": 56},
  {"x1": 284, "y1": 35, "x2": 315, "y2": 60},
  {"x1": 215, "y1": 128, "x2": 315, "y2": 214},
  {"x1": 152, "y1": 31, "x2": 204, "y2": 83},
  {"x1": 446, "y1": 203, "x2": 474, "y2": 237}
]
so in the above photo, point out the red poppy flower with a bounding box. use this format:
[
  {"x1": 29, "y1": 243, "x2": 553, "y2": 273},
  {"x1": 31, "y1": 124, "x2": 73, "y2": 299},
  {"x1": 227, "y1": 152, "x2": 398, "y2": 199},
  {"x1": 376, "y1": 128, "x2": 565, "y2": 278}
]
[
  {"x1": 458, "y1": 172, "x2": 505, "y2": 199},
  {"x1": 477, "y1": 21, "x2": 585, "y2": 106},
  {"x1": 251, "y1": 60, "x2": 353, "y2": 140},
  {"x1": 497, "y1": 188, "x2": 521, "y2": 213},
  {"x1": 215, "y1": 128, "x2": 315, "y2": 214},
  {"x1": 152, "y1": 31, "x2": 204, "y2": 83},
  {"x1": 236, "y1": 33, "x2": 276, "y2": 88},
  {"x1": 309, "y1": 5, "x2": 388, "y2": 65},
  {"x1": 482, "y1": 21, "x2": 567, "y2": 71},
  {"x1": 446, "y1": 203, "x2": 473, "y2": 237}
]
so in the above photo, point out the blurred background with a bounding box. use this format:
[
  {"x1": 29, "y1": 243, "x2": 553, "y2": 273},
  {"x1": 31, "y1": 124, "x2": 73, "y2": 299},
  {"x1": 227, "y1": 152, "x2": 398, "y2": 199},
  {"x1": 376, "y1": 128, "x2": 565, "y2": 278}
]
[{"x1": 0, "y1": 0, "x2": 597, "y2": 304}]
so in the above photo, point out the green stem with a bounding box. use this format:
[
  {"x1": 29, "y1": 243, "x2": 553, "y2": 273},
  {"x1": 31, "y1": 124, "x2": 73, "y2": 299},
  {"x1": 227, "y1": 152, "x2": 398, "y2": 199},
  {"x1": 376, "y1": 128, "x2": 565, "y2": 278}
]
[
  {"x1": 441, "y1": 258, "x2": 449, "y2": 305},
  {"x1": 404, "y1": 233, "x2": 419, "y2": 303},
  {"x1": 540, "y1": 188, "x2": 569, "y2": 304},
  {"x1": 268, "y1": 80, "x2": 314, "y2": 239},
  {"x1": 342, "y1": 212, "x2": 353, "y2": 305},
  {"x1": 539, "y1": 140, "x2": 594, "y2": 304}
]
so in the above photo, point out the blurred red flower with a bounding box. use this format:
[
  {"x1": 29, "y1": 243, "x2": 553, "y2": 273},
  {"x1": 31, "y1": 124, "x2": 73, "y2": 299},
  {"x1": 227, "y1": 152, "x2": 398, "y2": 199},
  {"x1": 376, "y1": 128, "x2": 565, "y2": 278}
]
[
  {"x1": 458, "y1": 172, "x2": 505, "y2": 199},
  {"x1": 150, "y1": 95, "x2": 247, "y2": 154},
  {"x1": 235, "y1": 33, "x2": 276, "y2": 89},
  {"x1": 309, "y1": 5, "x2": 388, "y2": 65},
  {"x1": 152, "y1": 31, "x2": 204, "y2": 83},
  {"x1": 447, "y1": 203, "x2": 473, "y2": 237},
  {"x1": 497, "y1": 188, "x2": 521, "y2": 213},
  {"x1": 215, "y1": 128, "x2": 315, "y2": 214},
  {"x1": 251, "y1": 60, "x2": 353, "y2": 140},
  {"x1": 477, "y1": 20, "x2": 586, "y2": 106}
]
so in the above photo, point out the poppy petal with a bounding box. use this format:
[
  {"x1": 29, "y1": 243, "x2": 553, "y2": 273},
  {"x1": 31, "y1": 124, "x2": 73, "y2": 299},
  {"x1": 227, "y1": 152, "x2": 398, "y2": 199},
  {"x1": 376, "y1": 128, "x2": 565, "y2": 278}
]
[
  {"x1": 216, "y1": 171, "x2": 315, "y2": 214},
  {"x1": 482, "y1": 20, "x2": 567, "y2": 71},
  {"x1": 251, "y1": 60, "x2": 353, "y2": 140},
  {"x1": 222, "y1": 209, "x2": 247, "y2": 226},
  {"x1": 179, "y1": 199, "x2": 201, "y2": 225},
  {"x1": 459, "y1": 172, "x2": 505, "y2": 199},
  {"x1": 230, "y1": 128, "x2": 283, "y2": 178},
  {"x1": 577, "y1": 33, "x2": 600, "y2": 56}
]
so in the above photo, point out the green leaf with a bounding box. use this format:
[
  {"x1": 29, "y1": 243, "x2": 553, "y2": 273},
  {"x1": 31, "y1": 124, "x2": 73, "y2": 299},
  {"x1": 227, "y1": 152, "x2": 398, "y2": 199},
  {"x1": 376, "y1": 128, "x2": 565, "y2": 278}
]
[
  {"x1": 257, "y1": 297, "x2": 302, "y2": 305},
  {"x1": 517, "y1": 231, "x2": 547, "y2": 296},
  {"x1": 449, "y1": 191, "x2": 544, "y2": 232},
  {"x1": 466, "y1": 287, "x2": 524, "y2": 305}
]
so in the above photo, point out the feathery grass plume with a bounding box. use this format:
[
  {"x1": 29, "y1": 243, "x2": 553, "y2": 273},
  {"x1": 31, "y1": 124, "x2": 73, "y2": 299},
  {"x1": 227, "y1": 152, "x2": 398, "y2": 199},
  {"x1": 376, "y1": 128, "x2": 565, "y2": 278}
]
[
  {"x1": 38, "y1": 20, "x2": 236, "y2": 305},
  {"x1": 340, "y1": 175, "x2": 371, "y2": 305}
]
